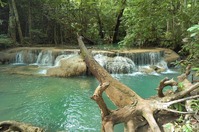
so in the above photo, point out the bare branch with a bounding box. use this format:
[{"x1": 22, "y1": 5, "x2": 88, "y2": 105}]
[
  {"x1": 157, "y1": 95, "x2": 199, "y2": 114},
  {"x1": 165, "y1": 94, "x2": 199, "y2": 106},
  {"x1": 157, "y1": 77, "x2": 177, "y2": 97},
  {"x1": 162, "y1": 108, "x2": 195, "y2": 114},
  {"x1": 142, "y1": 109, "x2": 161, "y2": 132},
  {"x1": 161, "y1": 82, "x2": 199, "y2": 102},
  {"x1": 91, "y1": 82, "x2": 110, "y2": 118},
  {"x1": 185, "y1": 64, "x2": 191, "y2": 77}
]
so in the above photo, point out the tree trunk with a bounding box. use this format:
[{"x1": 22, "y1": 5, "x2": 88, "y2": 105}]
[
  {"x1": 28, "y1": 0, "x2": 32, "y2": 44},
  {"x1": 112, "y1": 0, "x2": 126, "y2": 44},
  {"x1": 11, "y1": 0, "x2": 23, "y2": 44},
  {"x1": 78, "y1": 35, "x2": 141, "y2": 107},
  {"x1": 60, "y1": 25, "x2": 63, "y2": 45},
  {"x1": 54, "y1": 24, "x2": 58, "y2": 45},
  {"x1": 8, "y1": 0, "x2": 16, "y2": 43},
  {"x1": 77, "y1": 35, "x2": 199, "y2": 132},
  {"x1": 95, "y1": 9, "x2": 104, "y2": 40}
]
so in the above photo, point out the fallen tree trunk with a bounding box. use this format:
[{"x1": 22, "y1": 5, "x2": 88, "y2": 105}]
[{"x1": 77, "y1": 35, "x2": 199, "y2": 132}]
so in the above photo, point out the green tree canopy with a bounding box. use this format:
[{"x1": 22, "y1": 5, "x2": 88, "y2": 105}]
[{"x1": 0, "y1": 0, "x2": 198, "y2": 51}]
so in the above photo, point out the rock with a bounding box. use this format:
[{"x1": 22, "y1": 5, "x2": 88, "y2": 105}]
[
  {"x1": 46, "y1": 55, "x2": 86, "y2": 77},
  {"x1": 163, "y1": 49, "x2": 180, "y2": 66},
  {"x1": 150, "y1": 65, "x2": 166, "y2": 73},
  {"x1": 0, "y1": 52, "x2": 12, "y2": 64},
  {"x1": 156, "y1": 67, "x2": 166, "y2": 73},
  {"x1": 139, "y1": 67, "x2": 155, "y2": 74},
  {"x1": 139, "y1": 65, "x2": 166, "y2": 74},
  {"x1": 0, "y1": 120, "x2": 44, "y2": 132}
]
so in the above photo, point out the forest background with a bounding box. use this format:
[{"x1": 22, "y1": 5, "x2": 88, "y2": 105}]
[{"x1": 0, "y1": 0, "x2": 198, "y2": 67}]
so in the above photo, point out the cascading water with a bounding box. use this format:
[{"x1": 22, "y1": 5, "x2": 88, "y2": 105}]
[
  {"x1": 54, "y1": 54, "x2": 77, "y2": 66},
  {"x1": 106, "y1": 56, "x2": 136, "y2": 74},
  {"x1": 15, "y1": 52, "x2": 24, "y2": 64},
  {"x1": 13, "y1": 49, "x2": 79, "y2": 67},
  {"x1": 94, "y1": 54, "x2": 108, "y2": 67},
  {"x1": 94, "y1": 51, "x2": 167, "y2": 74},
  {"x1": 12, "y1": 48, "x2": 170, "y2": 75},
  {"x1": 94, "y1": 55, "x2": 136, "y2": 74},
  {"x1": 36, "y1": 50, "x2": 53, "y2": 66},
  {"x1": 125, "y1": 52, "x2": 162, "y2": 66},
  {"x1": 14, "y1": 50, "x2": 39, "y2": 64},
  {"x1": 149, "y1": 52, "x2": 161, "y2": 66}
]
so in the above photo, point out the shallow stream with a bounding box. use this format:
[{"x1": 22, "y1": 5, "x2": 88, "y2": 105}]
[{"x1": 0, "y1": 66, "x2": 179, "y2": 131}]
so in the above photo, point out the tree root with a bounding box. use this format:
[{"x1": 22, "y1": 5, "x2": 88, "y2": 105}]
[
  {"x1": 157, "y1": 77, "x2": 177, "y2": 97},
  {"x1": 0, "y1": 120, "x2": 44, "y2": 132},
  {"x1": 77, "y1": 35, "x2": 199, "y2": 132}
]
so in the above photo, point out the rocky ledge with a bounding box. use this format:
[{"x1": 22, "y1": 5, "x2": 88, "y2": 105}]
[{"x1": 0, "y1": 47, "x2": 180, "y2": 77}]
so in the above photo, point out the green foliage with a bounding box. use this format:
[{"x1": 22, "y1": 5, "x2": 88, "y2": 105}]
[
  {"x1": 183, "y1": 24, "x2": 199, "y2": 60},
  {"x1": 182, "y1": 122, "x2": 193, "y2": 132},
  {"x1": 178, "y1": 82, "x2": 184, "y2": 91},
  {"x1": 0, "y1": 0, "x2": 198, "y2": 47},
  {"x1": 120, "y1": 0, "x2": 199, "y2": 49},
  {"x1": 171, "y1": 102, "x2": 185, "y2": 112},
  {"x1": 0, "y1": 0, "x2": 6, "y2": 7},
  {"x1": 30, "y1": 29, "x2": 48, "y2": 44},
  {"x1": 0, "y1": 34, "x2": 14, "y2": 47},
  {"x1": 190, "y1": 99, "x2": 199, "y2": 111},
  {"x1": 173, "y1": 24, "x2": 199, "y2": 77},
  {"x1": 176, "y1": 115, "x2": 184, "y2": 123},
  {"x1": 179, "y1": 24, "x2": 199, "y2": 75},
  {"x1": 163, "y1": 121, "x2": 193, "y2": 132},
  {"x1": 192, "y1": 67, "x2": 199, "y2": 76}
]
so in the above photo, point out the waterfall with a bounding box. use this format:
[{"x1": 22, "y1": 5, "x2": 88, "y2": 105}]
[
  {"x1": 94, "y1": 54, "x2": 108, "y2": 67},
  {"x1": 15, "y1": 52, "x2": 24, "y2": 64},
  {"x1": 94, "y1": 51, "x2": 167, "y2": 74},
  {"x1": 11, "y1": 48, "x2": 169, "y2": 74},
  {"x1": 54, "y1": 54, "x2": 76, "y2": 66},
  {"x1": 14, "y1": 50, "x2": 39, "y2": 64},
  {"x1": 36, "y1": 50, "x2": 53, "y2": 66},
  {"x1": 124, "y1": 52, "x2": 162, "y2": 66},
  {"x1": 106, "y1": 56, "x2": 136, "y2": 74},
  {"x1": 94, "y1": 54, "x2": 136, "y2": 74},
  {"x1": 149, "y1": 52, "x2": 161, "y2": 65}
]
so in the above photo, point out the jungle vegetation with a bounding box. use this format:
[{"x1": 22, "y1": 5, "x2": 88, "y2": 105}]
[
  {"x1": 0, "y1": 0, "x2": 198, "y2": 48},
  {"x1": 1, "y1": 0, "x2": 198, "y2": 71}
]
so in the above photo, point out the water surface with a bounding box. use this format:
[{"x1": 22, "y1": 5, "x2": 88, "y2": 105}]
[{"x1": 0, "y1": 66, "x2": 179, "y2": 131}]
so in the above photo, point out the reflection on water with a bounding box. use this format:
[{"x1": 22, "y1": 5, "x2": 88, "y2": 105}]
[{"x1": 0, "y1": 66, "x2": 179, "y2": 131}]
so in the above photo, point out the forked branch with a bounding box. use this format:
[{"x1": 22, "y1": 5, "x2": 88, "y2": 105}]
[
  {"x1": 91, "y1": 82, "x2": 110, "y2": 118},
  {"x1": 77, "y1": 35, "x2": 199, "y2": 132},
  {"x1": 157, "y1": 77, "x2": 177, "y2": 97}
]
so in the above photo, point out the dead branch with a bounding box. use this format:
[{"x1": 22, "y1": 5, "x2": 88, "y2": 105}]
[
  {"x1": 156, "y1": 95, "x2": 199, "y2": 114},
  {"x1": 77, "y1": 35, "x2": 199, "y2": 132},
  {"x1": 161, "y1": 82, "x2": 199, "y2": 102},
  {"x1": 157, "y1": 77, "x2": 177, "y2": 97},
  {"x1": 164, "y1": 94, "x2": 199, "y2": 106},
  {"x1": 185, "y1": 64, "x2": 191, "y2": 76},
  {"x1": 91, "y1": 82, "x2": 110, "y2": 118}
]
